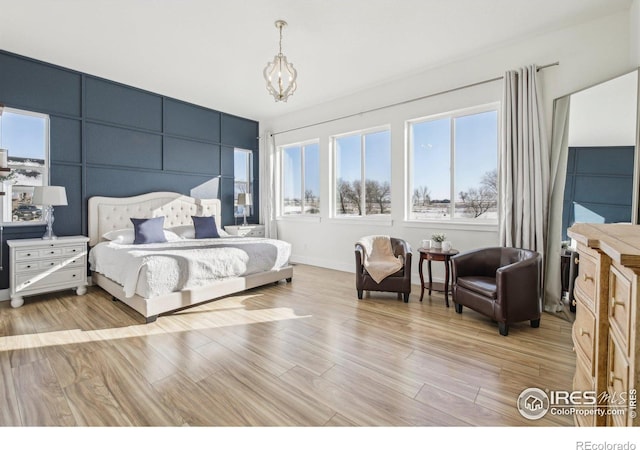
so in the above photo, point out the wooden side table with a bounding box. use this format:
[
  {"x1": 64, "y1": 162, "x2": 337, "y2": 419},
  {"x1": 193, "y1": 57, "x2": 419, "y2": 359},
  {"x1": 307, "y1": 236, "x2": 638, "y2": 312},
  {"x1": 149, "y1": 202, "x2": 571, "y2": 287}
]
[{"x1": 418, "y1": 247, "x2": 459, "y2": 307}]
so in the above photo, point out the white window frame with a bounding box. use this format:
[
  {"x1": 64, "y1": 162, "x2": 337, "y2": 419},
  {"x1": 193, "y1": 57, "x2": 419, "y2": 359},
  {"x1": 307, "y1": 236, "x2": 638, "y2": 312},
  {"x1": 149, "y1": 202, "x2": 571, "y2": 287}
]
[
  {"x1": 278, "y1": 139, "x2": 320, "y2": 217},
  {"x1": 0, "y1": 106, "x2": 50, "y2": 226},
  {"x1": 405, "y1": 103, "x2": 500, "y2": 225},
  {"x1": 331, "y1": 125, "x2": 392, "y2": 219},
  {"x1": 233, "y1": 148, "x2": 253, "y2": 218}
]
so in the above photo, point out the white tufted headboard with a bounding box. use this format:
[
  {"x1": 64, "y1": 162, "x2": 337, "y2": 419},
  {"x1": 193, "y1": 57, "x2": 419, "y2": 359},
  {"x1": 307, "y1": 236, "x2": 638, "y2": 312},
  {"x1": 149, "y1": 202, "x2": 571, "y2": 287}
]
[{"x1": 88, "y1": 192, "x2": 221, "y2": 246}]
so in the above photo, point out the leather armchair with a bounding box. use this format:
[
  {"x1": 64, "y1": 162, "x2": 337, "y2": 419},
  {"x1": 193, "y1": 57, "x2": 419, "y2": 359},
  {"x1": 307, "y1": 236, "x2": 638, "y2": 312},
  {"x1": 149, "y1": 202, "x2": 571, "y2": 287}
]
[
  {"x1": 355, "y1": 238, "x2": 412, "y2": 303},
  {"x1": 451, "y1": 247, "x2": 541, "y2": 336}
]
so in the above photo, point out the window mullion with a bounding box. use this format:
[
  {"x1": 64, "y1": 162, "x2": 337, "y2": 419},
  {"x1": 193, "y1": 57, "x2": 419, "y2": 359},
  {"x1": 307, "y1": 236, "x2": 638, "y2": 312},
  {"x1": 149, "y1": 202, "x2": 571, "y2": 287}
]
[
  {"x1": 450, "y1": 118, "x2": 456, "y2": 219},
  {"x1": 300, "y1": 146, "x2": 306, "y2": 215},
  {"x1": 361, "y1": 134, "x2": 366, "y2": 217}
]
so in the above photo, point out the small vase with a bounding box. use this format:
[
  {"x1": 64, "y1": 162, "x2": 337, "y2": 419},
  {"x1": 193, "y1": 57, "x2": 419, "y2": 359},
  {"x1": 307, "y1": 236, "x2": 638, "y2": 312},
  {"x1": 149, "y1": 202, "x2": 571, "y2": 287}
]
[{"x1": 432, "y1": 241, "x2": 442, "y2": 250}]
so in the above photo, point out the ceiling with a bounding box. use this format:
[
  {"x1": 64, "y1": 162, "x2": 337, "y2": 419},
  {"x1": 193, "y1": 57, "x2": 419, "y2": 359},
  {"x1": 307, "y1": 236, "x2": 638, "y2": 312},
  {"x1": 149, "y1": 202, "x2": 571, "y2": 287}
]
[{"x1": 0, "y1": 0, "x2": 632, "y2": 122}]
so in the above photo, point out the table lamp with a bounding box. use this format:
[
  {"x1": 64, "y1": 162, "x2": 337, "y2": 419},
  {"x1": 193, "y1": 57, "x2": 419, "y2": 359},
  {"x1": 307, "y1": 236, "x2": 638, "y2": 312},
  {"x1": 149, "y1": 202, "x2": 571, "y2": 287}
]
[
  {"x1": 237, "y1": 193, "x2": 252, "y2": 226},
  {"x1": 32, "y1": 186, "x2": 68, "y2": 239}
]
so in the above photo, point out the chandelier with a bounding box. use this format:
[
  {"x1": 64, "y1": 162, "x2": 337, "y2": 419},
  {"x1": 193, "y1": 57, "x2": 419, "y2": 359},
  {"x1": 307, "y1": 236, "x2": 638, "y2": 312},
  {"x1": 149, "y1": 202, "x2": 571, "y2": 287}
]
[{"x1": 263, "y1": 20, "x2": 297, "y2": 102}]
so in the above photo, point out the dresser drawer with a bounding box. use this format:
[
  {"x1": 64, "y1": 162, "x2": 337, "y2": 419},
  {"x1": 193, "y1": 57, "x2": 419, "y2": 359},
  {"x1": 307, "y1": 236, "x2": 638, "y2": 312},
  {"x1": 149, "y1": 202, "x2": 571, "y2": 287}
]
[
  {"x1": 61, "y1": 245, "x2": 86, "y2": 256},
  {"x1": 575, "y1": 251, "x2": 598, "y2": 305},
  {"x1": 14, "y1": 261, "x2": 40, "y2": 272},
  {"x1": 608, "y1": 265, "x2": 631, "y2": 355},
  {"x1": 18, "y1": 255, "x2": 86, "y2": 274},
  {"x1": 15, "y1": 248, "x2": 42, "y2": 260},
  {"x1": 573, "y1": 304, "x2": 596, "y2": 374},
  {"x1": 39, "y1": 256, "x2": 85, "y2": 271},
  {"x1": 15, "y1": 267, "x2": 85, "y2": 293},
  {"x1": 607, "y1": 331, "x2": 630, "y2": 425}
]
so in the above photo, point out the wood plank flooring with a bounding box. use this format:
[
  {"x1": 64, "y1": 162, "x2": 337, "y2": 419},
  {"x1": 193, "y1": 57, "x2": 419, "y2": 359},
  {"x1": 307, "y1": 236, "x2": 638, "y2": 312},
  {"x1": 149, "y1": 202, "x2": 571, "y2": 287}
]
[{"x1": 0, "y1": 264, "x2": 576, "y2": 427}]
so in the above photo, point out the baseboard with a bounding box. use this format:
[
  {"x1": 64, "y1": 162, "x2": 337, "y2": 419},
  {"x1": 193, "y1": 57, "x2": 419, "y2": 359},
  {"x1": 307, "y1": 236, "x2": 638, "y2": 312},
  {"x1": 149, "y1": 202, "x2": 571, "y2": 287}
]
[
  {"x1": 290, "y1": 254, "x2": 354, "y2": 273},
  {"x1": 289, "y1": 254, "x2": 446, "y2": 285}
]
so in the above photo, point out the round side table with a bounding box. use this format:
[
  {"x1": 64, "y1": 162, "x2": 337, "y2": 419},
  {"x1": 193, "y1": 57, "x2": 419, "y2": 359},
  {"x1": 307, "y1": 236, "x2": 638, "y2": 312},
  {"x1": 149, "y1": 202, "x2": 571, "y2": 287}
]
[{"x1": 418, "y1": 247, "x2": 459, "y2": 307}]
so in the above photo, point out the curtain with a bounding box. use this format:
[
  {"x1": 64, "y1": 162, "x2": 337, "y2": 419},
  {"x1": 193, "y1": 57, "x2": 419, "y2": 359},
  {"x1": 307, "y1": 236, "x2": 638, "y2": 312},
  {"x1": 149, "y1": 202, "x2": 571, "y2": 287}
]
[
  {"x1": 543, "y1": 96, "x2": 571, "y2": 313},
  {"x1": 500, "y1": 65, "x2": 550, "y2": 255},
  {"x1": 259, "y1": 130, "x2": 278, "y2": 239}
]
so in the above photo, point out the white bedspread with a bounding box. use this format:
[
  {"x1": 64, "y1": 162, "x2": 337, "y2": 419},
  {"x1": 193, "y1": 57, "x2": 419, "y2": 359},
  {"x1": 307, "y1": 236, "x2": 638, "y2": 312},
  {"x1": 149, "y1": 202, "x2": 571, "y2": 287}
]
[{"x1": 89, "y1": 237, "x2": 291, "y2": 299}]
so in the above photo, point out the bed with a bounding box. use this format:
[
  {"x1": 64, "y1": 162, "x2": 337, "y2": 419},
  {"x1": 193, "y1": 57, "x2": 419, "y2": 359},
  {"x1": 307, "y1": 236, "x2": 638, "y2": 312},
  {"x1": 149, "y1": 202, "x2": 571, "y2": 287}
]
[{"x1": 88, "y1": 192, "x2": 293, "y2": 323}]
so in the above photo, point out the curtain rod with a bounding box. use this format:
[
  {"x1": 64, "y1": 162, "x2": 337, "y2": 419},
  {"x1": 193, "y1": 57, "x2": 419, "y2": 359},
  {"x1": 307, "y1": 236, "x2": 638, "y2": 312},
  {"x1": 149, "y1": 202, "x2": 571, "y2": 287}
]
[{"x1": 270, "y1": 61, "x2": 559, "y2": 137}]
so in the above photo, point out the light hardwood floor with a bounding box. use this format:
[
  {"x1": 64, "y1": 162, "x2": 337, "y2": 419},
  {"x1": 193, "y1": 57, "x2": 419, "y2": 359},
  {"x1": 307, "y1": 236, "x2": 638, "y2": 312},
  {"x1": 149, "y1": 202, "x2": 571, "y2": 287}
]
[{"x1": 0, "y1": 264, "x2": 576, "y2": 426}]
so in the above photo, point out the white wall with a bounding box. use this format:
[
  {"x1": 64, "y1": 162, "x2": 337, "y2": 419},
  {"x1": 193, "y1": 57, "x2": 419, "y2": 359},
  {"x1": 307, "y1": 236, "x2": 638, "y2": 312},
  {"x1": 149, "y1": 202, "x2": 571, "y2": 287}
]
[
  {"x1": 261, "y1": 11, "x2": 635, "y2": 285},
  {"x1": 568, "y1": 70, "x2": 638, "y2": 147},
  {"x1": 632, "y1": 0, "x2": 640, "y2": 66}
]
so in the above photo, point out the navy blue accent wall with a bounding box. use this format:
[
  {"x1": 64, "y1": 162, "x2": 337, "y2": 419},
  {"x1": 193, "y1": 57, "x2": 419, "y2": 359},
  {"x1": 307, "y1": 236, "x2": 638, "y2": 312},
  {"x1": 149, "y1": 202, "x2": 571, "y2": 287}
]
[
  {"x1": 562, "y1": 146, "x2": 634, "y2": 240},
  {"x1": 0, "y1": 50, "x2": 259, "y2": 290}
]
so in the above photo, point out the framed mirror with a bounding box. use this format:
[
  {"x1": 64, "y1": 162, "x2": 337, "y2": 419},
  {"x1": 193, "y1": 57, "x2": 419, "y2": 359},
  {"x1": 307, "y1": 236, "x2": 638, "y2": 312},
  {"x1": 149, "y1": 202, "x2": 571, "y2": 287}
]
[
  {"x1": 0, "y1": 106, "x2": 49, "y2": 226},
  {"x1": 546, "y1": 68, "x2": 639, "y2": 315}
]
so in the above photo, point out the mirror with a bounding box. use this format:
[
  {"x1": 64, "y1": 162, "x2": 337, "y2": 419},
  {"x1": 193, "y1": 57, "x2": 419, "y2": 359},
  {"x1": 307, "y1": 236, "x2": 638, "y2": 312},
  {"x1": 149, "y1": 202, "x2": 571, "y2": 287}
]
[
  {"x1": 562, "y1": 70, "x2": 639, "y2": 239},
  {"x1": 546, "y1": 68, "x2": 639, "y2": 315}
]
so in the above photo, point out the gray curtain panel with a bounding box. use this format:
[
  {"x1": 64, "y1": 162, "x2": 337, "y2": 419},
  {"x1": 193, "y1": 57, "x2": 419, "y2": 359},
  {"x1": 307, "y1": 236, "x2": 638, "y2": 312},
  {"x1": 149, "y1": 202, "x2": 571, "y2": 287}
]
[{"x1": 500, "y1": 65, "x2": 550, "y2": 255}]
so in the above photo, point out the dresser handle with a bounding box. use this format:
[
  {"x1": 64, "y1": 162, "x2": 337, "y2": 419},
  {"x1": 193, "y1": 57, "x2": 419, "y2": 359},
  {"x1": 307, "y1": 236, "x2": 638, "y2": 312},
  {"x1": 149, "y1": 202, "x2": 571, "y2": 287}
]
[
  {"x1": 26, "y1": 253, "x2": 31, "y2": 257},
  {"x1": 50, "y1": 262, "x2": 55, "y2": 266},
  {"x1": 610, "y1": 372, "x2": 623, "y2": 386},
  {"x1": 26, "y1": 265, "x2": 31, "y2": 269},
  {"x1": 574, "y1": 257, "x2": 579, "y2": 265},
  {"x1": 580, "y1": 328, "x2": 590, "y2": 337},
  {"x1": 50, "y1": 251, "x2": 55, "y2": 254},
  {"x1": 582, "y1": 273, "x2": 594, "y2": 283},
  {"x1": 72, "y1": 274, "x2": 76, "y2": 277},
  {"x1": 611, "y1": 297, "x2": 625, "y2": 309}
]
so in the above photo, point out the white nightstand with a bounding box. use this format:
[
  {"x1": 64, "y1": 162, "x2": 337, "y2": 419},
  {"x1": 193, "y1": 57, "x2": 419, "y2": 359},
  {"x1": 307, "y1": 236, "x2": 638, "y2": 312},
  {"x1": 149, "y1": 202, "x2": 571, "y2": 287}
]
[
  {"x1": 224, "y1": 224, "x2": 266, "y2": 237},
  {"x1": 7, "y1": 235, "x2": 89, "y2": 308}
]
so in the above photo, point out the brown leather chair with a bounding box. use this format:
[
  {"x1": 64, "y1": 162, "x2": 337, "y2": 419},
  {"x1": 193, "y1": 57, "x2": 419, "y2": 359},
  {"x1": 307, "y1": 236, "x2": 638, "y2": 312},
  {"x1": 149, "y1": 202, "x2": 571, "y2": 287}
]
[
  {"x1": 355, "y1": 238, "x2": 412, "y2": 303},
  {"x1": 451, "y1": 247, "x2": 541, "y2": 336}
]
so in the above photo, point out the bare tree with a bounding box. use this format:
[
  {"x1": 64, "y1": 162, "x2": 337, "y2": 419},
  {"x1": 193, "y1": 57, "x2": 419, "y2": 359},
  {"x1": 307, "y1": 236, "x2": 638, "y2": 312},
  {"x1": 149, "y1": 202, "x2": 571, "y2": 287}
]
[
  {"x1": 366, "y1": 180, "x2": 391, "y2": 214},
  {"x1": 337, "y1": 178, "x2": 352, "y2": 214},
  {"x1": 458, "y1": 170, "x2": 498, "y2": 218}
]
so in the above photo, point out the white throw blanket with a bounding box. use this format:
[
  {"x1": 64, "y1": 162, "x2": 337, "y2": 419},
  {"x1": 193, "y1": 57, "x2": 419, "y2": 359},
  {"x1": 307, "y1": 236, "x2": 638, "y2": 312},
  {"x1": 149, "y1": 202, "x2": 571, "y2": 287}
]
[{"x1": 357, "y1": 235, "x2": 403, "y2": 284}]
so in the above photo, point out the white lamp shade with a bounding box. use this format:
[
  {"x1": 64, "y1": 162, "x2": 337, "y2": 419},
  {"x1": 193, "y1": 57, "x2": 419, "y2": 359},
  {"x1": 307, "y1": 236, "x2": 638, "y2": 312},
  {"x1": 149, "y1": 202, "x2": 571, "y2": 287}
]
[
  {"x1": 237, "y1": 193, "x2": 252, "y2": 206},
  {"x1": 32, "y1": 186, "x2": 68, "y2": 206}
]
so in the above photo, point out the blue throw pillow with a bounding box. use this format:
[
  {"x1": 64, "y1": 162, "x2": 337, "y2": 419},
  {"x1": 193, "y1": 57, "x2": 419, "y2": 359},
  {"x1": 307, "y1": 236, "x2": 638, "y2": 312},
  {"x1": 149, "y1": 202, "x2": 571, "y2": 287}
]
[
  {"x1": 130, "y1": 217, "x2": 167, "y2": 244},
  {"x1": 192, "y1": 216, "x2": 220, "y2": 239}
]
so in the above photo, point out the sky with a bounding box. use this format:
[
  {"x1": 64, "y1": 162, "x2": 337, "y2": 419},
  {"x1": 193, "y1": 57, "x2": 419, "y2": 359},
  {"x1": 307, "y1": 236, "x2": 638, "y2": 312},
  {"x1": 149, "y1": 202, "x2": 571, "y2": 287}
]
[
  {"x1": 0, "y1": 111, "x2": 47, "y2": 161},
  {"x1": 282, "y1": 110, "x2": 497, "y2": 203}
]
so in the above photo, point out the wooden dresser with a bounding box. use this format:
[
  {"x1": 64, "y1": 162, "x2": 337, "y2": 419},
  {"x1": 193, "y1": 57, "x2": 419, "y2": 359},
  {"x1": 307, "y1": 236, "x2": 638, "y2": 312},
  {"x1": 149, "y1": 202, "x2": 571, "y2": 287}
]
[{"x1": 567, "y1": 223, "x2": 639, "y2": 426}]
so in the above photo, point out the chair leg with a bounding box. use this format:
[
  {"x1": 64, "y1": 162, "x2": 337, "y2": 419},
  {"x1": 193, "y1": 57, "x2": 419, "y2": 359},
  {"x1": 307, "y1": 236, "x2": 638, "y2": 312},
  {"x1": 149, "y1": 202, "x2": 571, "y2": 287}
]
[
  {"x1": 530, "y1": 318, "x2": 540, "y2": 328},
  {"x1": 357, "y1": 290, "x2": 363, "y2": 300},
  {"x1": 403, "y1": 293, "x2": 409, "y2": 303},
  {"x1": 498, "y1": 322, "x2": 509, "y2": 336},
  {"x1": 454, "y1": 303, "x2": 462, "y2": 314}
]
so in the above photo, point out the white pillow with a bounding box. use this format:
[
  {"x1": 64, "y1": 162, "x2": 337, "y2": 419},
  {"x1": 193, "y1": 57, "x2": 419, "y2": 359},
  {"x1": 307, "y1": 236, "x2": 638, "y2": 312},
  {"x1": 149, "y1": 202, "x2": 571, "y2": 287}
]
[
  {"x1": 102, "y1": 228, "x2": 181, "y2": 244},
  {"x1": 167, "y1": 224, "x2": 229, "y2": 239}
]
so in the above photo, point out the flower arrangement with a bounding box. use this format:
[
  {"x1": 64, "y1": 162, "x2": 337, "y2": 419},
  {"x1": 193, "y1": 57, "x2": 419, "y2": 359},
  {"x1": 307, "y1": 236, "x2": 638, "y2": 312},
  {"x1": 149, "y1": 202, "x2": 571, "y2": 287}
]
[{"x1": 431, "y1": 233, "x2": 446, "y2": 243}]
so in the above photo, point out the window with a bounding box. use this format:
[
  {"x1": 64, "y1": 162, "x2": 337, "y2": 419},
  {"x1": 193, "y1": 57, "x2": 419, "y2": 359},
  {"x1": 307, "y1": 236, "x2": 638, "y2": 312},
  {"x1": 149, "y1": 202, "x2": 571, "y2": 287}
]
[
  {"x1": 408, "y1": 105, "x2": 498, "y2": 222},
  {"x1": 333, "y1": 128, "x2": 391, "y2": 216},
  {"x1": 234, "y1": 148, "x2": 253, "y2": 217},
  {"x1": 0, "y1": 107, "x2": 49, "y2": 224},
  {"x1": 281, "y1": 141, "x2": 320, "y2": 215}
]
